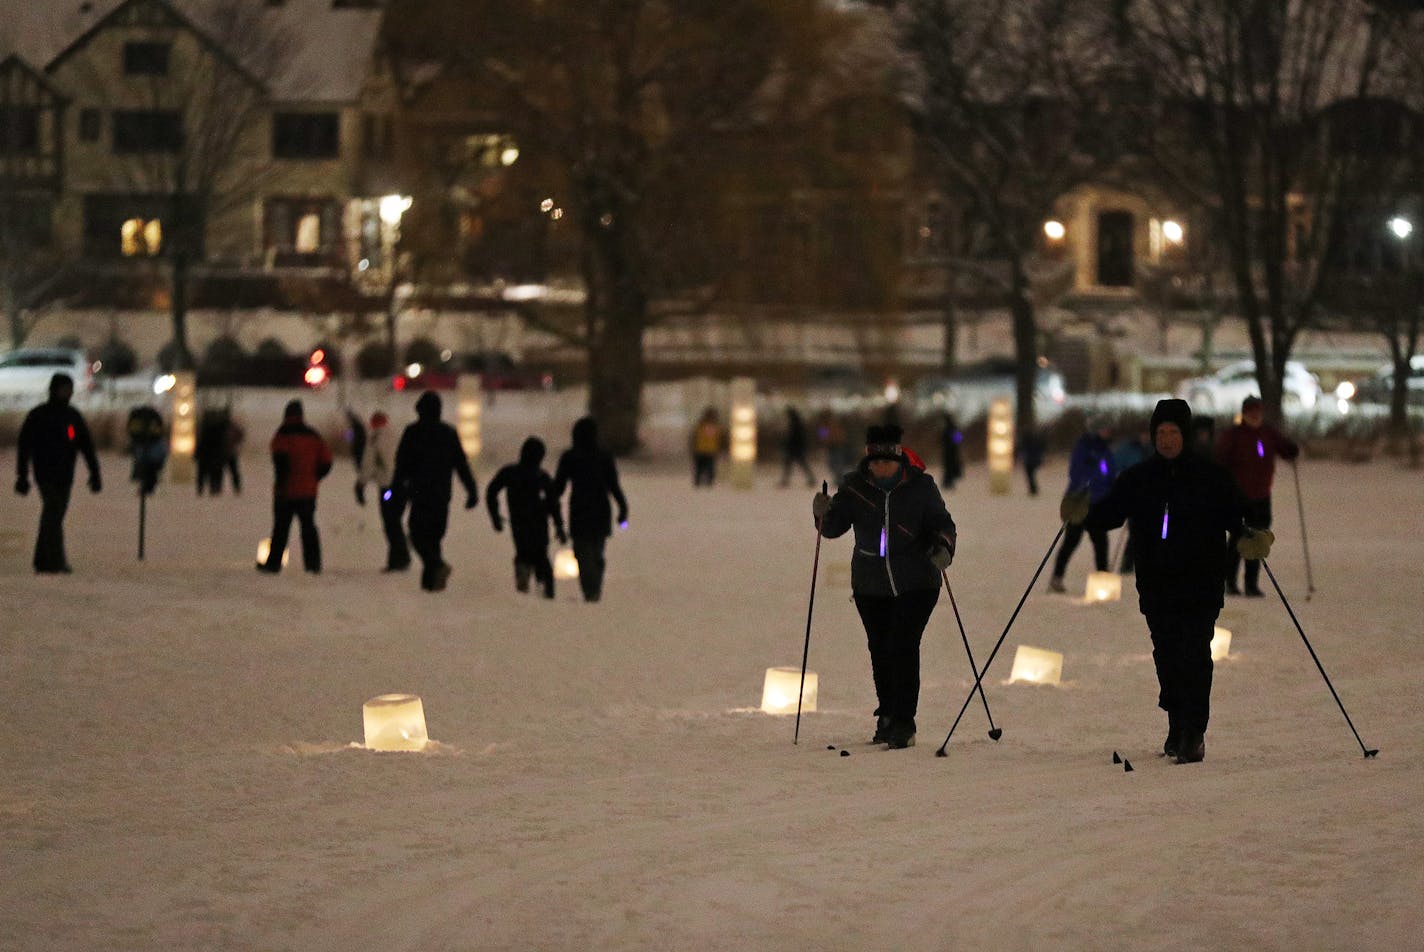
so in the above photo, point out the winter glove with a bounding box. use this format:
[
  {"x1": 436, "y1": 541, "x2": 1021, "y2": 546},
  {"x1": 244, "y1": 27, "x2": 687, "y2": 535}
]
[
  {"x1": 490, "y1": 512, "x2": 504, "y2": 533},
  {"x1": 354, "y1": 481, "x2": 367, "y2": 507},
  {"x1": 15, "y1": 476, "x2": 29, "y2": 496},
  {"x1": 465, "y1": 492, "x2": 478, "y2": 510},
  {"x1": 812, "y1": 491, "x2": 831, "y2": 522},
  {"x1": 1236, "y1": 528, "x2": 1275, "y2": 561},
  {"x1": 929, "y1": 544, "x2": 954, "y2": 571},
  {"x1": 1059, "y1": 490, "x2": 1090, "y2": 526},
  {"x1": 88, "y1": 472, "x2": 102, "y2": 494}
]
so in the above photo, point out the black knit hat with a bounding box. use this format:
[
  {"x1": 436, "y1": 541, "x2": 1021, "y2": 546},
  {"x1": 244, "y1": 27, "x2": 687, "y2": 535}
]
[
  {"x1": 1149, "y1": 398, "x2": 1191, "y2": 443},
  {"x1": 283, "y1": 399, "x2": 303, "y2": 419},
  {"x1": 864, "y1": 423, "x2": 904, "y2": 463}
]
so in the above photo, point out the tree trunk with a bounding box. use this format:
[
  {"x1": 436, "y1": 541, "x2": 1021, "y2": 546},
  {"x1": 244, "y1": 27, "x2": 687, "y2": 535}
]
[
  {"x1": 170, "y1": 251, "x2": 193, "y2": 371},
  {"x1": 1009, "y1": 256, "x2": 1037, "y2": 438},
  {"x1": 941, "y1": 264, "x2": 958, "y2": 374},
  {"x1": 587, "y1": 308, "x2": 645, "y2": 456},
  {"x1": 4, "y1": 281, "x2": 22, "y2": 350}
]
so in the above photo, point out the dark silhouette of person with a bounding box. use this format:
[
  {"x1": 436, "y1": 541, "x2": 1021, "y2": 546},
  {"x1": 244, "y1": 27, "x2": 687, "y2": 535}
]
[
  {"x1": 1018, "y1": 427, "x2": 1047, "y2": 495},
  {"x1": 357, "y1": 411, "x2": 410, "y2": 572},
  {"x1": 258, "y1": 399, "x2": 332, "y2": 574},
  {"x1": 127, "y1": 405, "x2": 167, "y2": 495},
  {"x1": 15, "y1": 373, "x2": 101, "y2": 573},
  {"x1": 689, "y1": 406, "x2": 725, "y2": 487},
  {"x1": 392, "y1": 391, "x2": 478, "y2": 592},
  {"x1": 779, "y1": 407, "x2": 815, "y2": 487},
  {"x1": 487, "y1": 436, "x2": 567, "y2": 598},
  {"x1": 552, "y1": 417, "x2": 628, "y2": 602},
  {"x1": 940, "y1": 413, "x2": 964, "y2": 490}
]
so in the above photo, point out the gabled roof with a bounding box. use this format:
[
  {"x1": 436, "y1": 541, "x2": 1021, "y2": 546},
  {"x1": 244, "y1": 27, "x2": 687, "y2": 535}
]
[{"x1": 0, "y1": 0, "x2": 383, "y2": 104}]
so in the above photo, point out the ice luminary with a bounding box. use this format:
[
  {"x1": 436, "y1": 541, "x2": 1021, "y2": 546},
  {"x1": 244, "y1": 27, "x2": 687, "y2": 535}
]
[
  {"x1": 256, "y1": 538, "x2": 289, "y2": 567},
  {"x1": 456, "y1": 374, "x2": 483, "y2": 465},
  {"x1": 1008, "y1": 645, "x2": 1063, "y2": 685},
  {"x1": 729, "y1": 376, "x2": 757, "y2": 490},
  {"x1": 761, "y1": 666, "x2": 817, "y2": 715},
  {"x1": 554, "y1": 547, "x2": 579, "y2": 579},
  {"x1": 987, "y1": 397, "x2": 1014, "y2": 495},
  {"x1": 167, "y1": 371, "x2": 197, "y2": 484},
  {"x1": 1085, "y1": 571, "x2": 1122, "y2": 603},
  {"x1": 362, "y1": 694, "x2": 429, "y2": 751},
  {"x1": 1211, "y1": 626, "x2": 1232, "y2": 661}
]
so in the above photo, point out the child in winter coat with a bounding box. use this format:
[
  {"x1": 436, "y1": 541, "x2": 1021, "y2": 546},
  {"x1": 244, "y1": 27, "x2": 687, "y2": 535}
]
[
  {"x1": 1049, "y1": 418, "x2": 1117, "y2": 592},
  {"x1": 358, "y1": 411, "x2": 410, "y2": 572},
  {"x1": 487, "y1": 437, "x2": 567, "y2": 598}
]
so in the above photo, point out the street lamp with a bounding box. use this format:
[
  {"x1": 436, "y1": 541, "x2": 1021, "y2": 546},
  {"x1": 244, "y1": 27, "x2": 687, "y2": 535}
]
[{"x1": 1388, "y1": 216, "x2": 1413, "y2": 241}]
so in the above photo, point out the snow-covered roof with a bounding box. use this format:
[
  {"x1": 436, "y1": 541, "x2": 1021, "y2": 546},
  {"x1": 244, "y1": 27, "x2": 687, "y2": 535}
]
[{"x1": 0, "y1": 0, "x2": 383, "y2": 104}]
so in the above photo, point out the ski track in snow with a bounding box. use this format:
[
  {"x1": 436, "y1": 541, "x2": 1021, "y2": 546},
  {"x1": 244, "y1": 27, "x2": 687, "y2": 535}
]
[{"x1": 1, "y1": 443, "x2": 1421, "y2": 951}]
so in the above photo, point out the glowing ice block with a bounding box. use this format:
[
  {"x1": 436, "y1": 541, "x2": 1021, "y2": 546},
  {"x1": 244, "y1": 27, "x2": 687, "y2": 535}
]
[
  {"x1": 1085, "y1": 571, "x2": 1122, "y2": 603},
  {"x1": 761, "y1": 666, "x2": 817, "y2": 715},
  {"x1": 1008, "y1": 645, "x2": 1063, "y2": 685},
  {"x1": 362, "y1": 694, "x2": 429, "y2": 751}
]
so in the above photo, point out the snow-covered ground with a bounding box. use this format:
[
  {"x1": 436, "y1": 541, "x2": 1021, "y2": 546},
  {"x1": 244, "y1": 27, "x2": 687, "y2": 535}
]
[{"x1": 1, "y1": 442, "x2": 1420, "y2": 951}]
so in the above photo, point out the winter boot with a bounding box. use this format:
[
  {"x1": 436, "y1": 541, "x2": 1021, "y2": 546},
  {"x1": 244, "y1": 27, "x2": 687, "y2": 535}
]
[
  {"x1": 1174, "y1": 729, "x2": 1205, "y2": 764},
  {"x1": 887, "y1": 720, "x2": 916, "y2": 749},
  {"x1": 1163, "y1": 713, "x2": 1182, "y2": 759},
  {"x1": 514, "y1": 561, "x2": 532, "y2": 593},
  {"x1": 872, "y1": 715, "x2": 892, "y2": 745},
  {"x1": 432, "y1": 562, "x2": 452, "y2": 592},
  {"x1": 1048, "y1": 575, "x2": 1066, "y2": 594}
]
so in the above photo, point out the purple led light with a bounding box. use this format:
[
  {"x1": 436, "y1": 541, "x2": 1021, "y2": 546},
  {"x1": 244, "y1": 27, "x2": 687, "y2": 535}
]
[
  {"x1": 1099, "y1": 459, "x2": 1109, "y2": 476},
  {"x1": 953, "y1": 431, "x2": 964, "y2": 445},
  {"x1": 879, "y1": 527, "x2": 887, "y2": 558},
  {"x1": 382, "y1": 489, "x2": 392, "y2": 502},
  {"x1": 1256, "y1": 439, "x2": 1265, "y2": 458},
  {"x1": 1161, "y1": 506, "x2": 1170, "y2": 540}
]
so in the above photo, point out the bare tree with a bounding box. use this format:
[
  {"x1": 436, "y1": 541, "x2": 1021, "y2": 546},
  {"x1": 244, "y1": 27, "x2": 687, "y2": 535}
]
[
  {"x1": 1119, "y1": 0, "x2": 1408, "y2": 421},
  {"x1": 892, "y1": 0, "x2": 1122, "y2": 436}
]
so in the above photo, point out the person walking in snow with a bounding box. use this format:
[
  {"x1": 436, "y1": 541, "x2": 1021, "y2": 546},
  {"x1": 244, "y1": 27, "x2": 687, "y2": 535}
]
[
  {"x1": 939, "y1": 412, "x2": 964, "y2": 491},
  {"x1": 552, "y1": 417, "x2": 628, "y2": 603},
  {"x1": 811, "y1": 423, "x2": 957, "y2": 750},
  {"x1": 1017, "y1": 426, "x2": 1046, "y2": 496},
  {"x1": 689, "y1": 406, "x2": 725, "y2": 487},
  {"x1": 779, "y1": 406, "x2": 816, "y2": 488},
  {"x1": 357, "y1": 411, "x2": 410, "y2": 572},
  {"x1": 14, "y1": 373, "x2": 101, "y2": 574},
  {"x1": 487, "y1": 436, "x2": 567, "y2": 598},
  {"x1": 1062, "y1": 398, "x2": 1260, "y2": 764},
  {"x1": 391, "y1": 391, "x2": 479, "y2": 592},
  {"x1": 1048, "y1": 418, "x2": 1116, "y2": 593},
  {"x1": 258, "y1": 399, "x2": 332, "y2": 574},
  {"x1": 1111, "y1": 426, "x2": 1150, "y2": 574},
  {"x1": 1214, "y1": 395, "x2": 1299, "y2": 597}
]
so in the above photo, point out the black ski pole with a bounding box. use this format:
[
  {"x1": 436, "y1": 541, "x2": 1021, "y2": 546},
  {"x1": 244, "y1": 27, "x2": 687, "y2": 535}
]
[
  {"x1": 942, "y1": 570, "x2": 1001, "y2": 741},
  {"x1": 1261, "y1": 559, "x2": 1377, "y2": 758},
  {"x1": 794, "y1": 480, "x2": 829, "y2": 745},
  {"x1": 138, "y1": 490, "x2": 147, "y2": 561},
  {"x1": 936, "y1": 522, "x2": 1066, "y2": 757},
  {"x1": 1290, "y1": 462, "x2": 1315, "y2": 599}
]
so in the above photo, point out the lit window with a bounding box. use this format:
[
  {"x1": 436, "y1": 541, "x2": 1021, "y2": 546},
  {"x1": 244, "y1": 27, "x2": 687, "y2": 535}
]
[
  {"x1": 295, "y1": 213, "x2": 321, "y2": 253},
  {"x1": 121, "y1": 218, "x2": 163, "y2": 256}
]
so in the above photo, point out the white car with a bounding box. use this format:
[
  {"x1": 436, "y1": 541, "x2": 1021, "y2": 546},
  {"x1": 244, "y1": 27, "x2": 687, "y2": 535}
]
[
  {"x1": 0, "y1": 347, "x2": 96, "y2": 408},
  {"x1": 1345, "y1": 355, "x2": 1424, "y2": 409},
  {"x1": 1175, "y1": 360, "x2": 1322, "y2": 415}
]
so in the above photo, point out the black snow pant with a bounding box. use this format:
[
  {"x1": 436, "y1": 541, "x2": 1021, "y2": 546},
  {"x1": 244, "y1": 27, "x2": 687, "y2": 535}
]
[
  {"x1": 1226, "y1": 496, "x2": 1272, "y2": 592},
  {"x1": 408, "y1": 501, "x2": 451, "y2": 591},
  {"x1": 1054, "y1": 522, "x2": 1109, "y2": 577},
  {"x1": 266, "y1": 498, "x2": 320, "y2": 573},
  {"x1": 33, "y1": 481, "x2": 72, "y2": 573},
  {"x1": 1024, "y1": 464, "x2": 1041, "y2": 496},
  {"x1": 692, "y1": 454, "x2": 716, "y2": 486},
  {"x1": 225, "y1": 455, "x2": 242, "y2": 494},
  {"x1": 854, "y1": 587, "x2": 940, "y2": 733},
  {"x1": 514, "y1": 541, "x2": 554, "y2": 598},
  {"x1": 1146, "y1": 610, "x2": 1216, "y2": 735},
  {"x1": 572, "y1": 535, "x2": 607, "y2": 602},
  {"x1": 1119, "y1": 525, "x2": 1136, "y2": 574},
  {"x1": 378, "y1": 487, "x2": 410, "y2": 570},
  {"x1": 779, "y1": 452, "x2": 815, "y2": 487}
]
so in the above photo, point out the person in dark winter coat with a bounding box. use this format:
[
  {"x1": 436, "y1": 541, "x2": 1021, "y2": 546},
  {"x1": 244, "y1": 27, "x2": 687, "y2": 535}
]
[
  {"x1": 1064, "y1": 398, "x2": 1259, "y2": 764},
  {"x1": 779, "y1": 407, "x2": 816, "y2": 487},
  {"x1": 811, "y1": 424, "x2": 957, "y2": 750},
  {"x1": 127, "y1": 405, "x2": 167, "y2": 496},
  {"x1": 689, "y1": 407, "x2": 724, "y2": 487},
  {"x1": 392, "y1": 391, "x2": 479, "y2": 592},
  {"x1": 487, "y1": 436, "x2": 568, "y2": 598},
  {"x1": 1214, "y1": 396, "x2": 1299, "y2": 596},
  {"x1": 258, "y1": 399, "x2": 333, "y2": 574},
  {"x1": 552, "y1": 417, "x2": 628, "y2": 602},
  {"x1": 1017, "y1": 426, "x2": 1047, "y2": 495},
  {"x1": 14, "y1": 373, "x2": 101, "y2": 573},
  {"x1": 1049, "y1": 419, "x2": 1116, "y2": 592},
  {"x1": 939, "y1": 413, "x2": 964, "y2": 490},
  {"x1": 357, "y1": 411, "x2": 410, "y2": 572}
]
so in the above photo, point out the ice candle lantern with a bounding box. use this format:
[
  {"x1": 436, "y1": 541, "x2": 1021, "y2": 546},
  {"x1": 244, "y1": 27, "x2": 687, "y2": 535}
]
[
  {"x1": 362, "y1": 694, "x2": 429, "y2": 751},
  {"x1": 1211, "y1": 626, "x2": 1232, "y2": 661},
  {"x1": 554, "y1": 547, "x2": 579, "y2": 579},
  {"x1": 167, "y1": 371, "x2": 197, "y2": 484},
  {"x1": 987, "y1": 397, "x2": 1014, "y2": 495},
  {"x1": 1008, "y1": 645, "x2": 1063, "y2": 685},
  {"x1": 761, "y1": 666, "x2": 817, "y2": 715},
  {"x1": 1085, "y1": 571, "x2": 1122, "y2": 603},
  {"x1": 456, "y1": 374, "x2": 483, "y2": 465},
  {"x1": 729, "y1": 376, "x2": 757, "y2": 490}
]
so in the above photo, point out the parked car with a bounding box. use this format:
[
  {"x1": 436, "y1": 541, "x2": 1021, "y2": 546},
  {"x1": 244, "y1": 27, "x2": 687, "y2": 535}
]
[
  {"x1": 389, "y1": 352, "x2": 553, "y2": 393},
  {"x1": 1344, "y1": 355, "x2": 1424, "y2": 409},
  {"x1": 0, "y1": 347, "x2": 96, "y2": 407},
  {"x1": 910, "y1": 358, "x2": 1067, "y2": 421},
  {"x1": 1174, "y1": 359, "x2": 1322, "y2": 415}
]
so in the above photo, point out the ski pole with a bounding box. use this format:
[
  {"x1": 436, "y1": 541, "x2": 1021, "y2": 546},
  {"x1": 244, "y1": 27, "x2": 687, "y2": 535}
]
[
  {"x1": 1290, "y1": 462, "x2": 1315, "y2": 599},
  {"x1": 794, "y1": 480, "x2": 828, "y2": 745},
  {"x1": 138, "y1": 489, "x2": 147, "y2": 561},
  {"x1": 1261, "y1": 559, "x2": 1377, "y2": 758},
  {"x1": 1109, "y1": 526, "x2": 1127, "y2": 572},
  {"x1": 936, "y1": 522, "x2": 1066, "y2": 757},
  {"x1": 942, "y1": 570, "x2": 1001, "y2": 740}
]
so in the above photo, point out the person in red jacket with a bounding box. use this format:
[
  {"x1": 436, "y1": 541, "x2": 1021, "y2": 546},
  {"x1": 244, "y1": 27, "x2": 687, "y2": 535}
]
[
  {"x1": 258, "y1": 399, "x2": 333, "y2": 574},
  {"x1": 1214, "y1": 395, "x2": 1299, "y2": 596}
]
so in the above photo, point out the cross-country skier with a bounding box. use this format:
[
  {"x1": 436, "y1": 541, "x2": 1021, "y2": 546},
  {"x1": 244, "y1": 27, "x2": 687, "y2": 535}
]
[
  {"x1": 1062, "y1": 398, "x2": 1265, "y2": 764},
  {"x1": 811, "y1": 423, "x2": 957, "y2": 750},
  {"x1": 1214, "y1": 395, "x2": 1299, "y2": 596}
]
